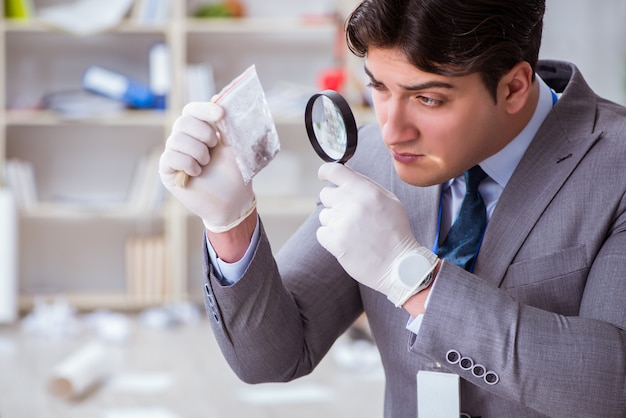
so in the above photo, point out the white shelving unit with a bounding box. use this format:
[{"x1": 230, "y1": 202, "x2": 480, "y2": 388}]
[{"x1": 1, "y1": 0, "x2": 358, "y2": 311}]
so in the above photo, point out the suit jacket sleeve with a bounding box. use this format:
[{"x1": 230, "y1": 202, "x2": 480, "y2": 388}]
[{"x1": 201, "y1": 211, "x2": 363, "y2": 383}]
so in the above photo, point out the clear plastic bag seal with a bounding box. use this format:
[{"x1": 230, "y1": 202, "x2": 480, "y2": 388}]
[{"x1": 214, "y1": 65, "x2": 280, "y2": 184}]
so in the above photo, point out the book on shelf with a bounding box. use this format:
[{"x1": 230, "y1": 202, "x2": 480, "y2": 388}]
[
  {"x1": 132, "y1": 0, "x2": 171, "y2": 24},
  {"x1": 3, "y1": 159, "x2": 38, "y2": 209},
  {"x1": 185, "y1": 63, "x2": 216, "y2": 104},
  {"x1": 37, "y1": 0, "x2": 134, "y2": 36},
  {"x1": 127, "y1": 147, "x2": 165, "y2": 212},
  {"x1": 82, "y1": 66, "x2": 156, "y2": 110},
  {"x1": 149, "y1": 42, "x2": 171, "y2": 109},
  {"x1": 125, "y1": 236, "x2": 168, "y2": 302}
]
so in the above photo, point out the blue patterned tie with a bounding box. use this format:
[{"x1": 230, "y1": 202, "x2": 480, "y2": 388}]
[{"x1": 437, "y1": 165, "x2": 488, "y2": 271}]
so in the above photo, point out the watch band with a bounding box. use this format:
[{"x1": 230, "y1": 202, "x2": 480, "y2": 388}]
[
  {"x1": 393, "y1": 265, "x2": 437, "y2": 307},
  {"x1": 388, "y1": 255, "x2": 439, "y2": 307}
]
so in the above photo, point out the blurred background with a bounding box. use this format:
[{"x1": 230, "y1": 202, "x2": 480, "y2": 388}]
[{"x1": 0, "y1": 0, "x2": 625, "y2": 417}]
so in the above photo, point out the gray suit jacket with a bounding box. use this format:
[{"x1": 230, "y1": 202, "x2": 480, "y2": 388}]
[{"x1": 202, "y1": 60, "x2": 626, "y2": 417}]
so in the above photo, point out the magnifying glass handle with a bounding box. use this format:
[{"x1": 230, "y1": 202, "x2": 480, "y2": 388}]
[
  {"x1": 174, "y1": 171, "x2": 189, "y2": 188},
  {"x1": 173, "y1": 124, "x2": 224, "y2": 188}
]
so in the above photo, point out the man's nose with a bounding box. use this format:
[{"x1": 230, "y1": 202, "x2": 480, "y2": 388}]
[{"x1": 382, "y1": 101, "x2": 414, "y2": 144}]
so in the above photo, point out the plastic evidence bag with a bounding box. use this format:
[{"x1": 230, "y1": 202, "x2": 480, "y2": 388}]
[{"x1": 214, "y1": 65, "x2": 280, "y2": 184}]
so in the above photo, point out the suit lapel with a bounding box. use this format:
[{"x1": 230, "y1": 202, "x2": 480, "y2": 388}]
[{"x1": 473, "y1": 63, "x2": 604, "y2": 288}]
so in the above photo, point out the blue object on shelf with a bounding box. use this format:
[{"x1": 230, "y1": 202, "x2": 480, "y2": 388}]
[{"x1": 82, "y1": 66, "x2": 156, "y2": 109}]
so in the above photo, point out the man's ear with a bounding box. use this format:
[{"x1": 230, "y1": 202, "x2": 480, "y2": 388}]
[{"x1": 499, "y1": 61, "x2": 535, "y2": 115}]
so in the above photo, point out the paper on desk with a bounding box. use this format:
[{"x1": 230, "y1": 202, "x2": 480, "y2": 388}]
[
  {"x1": 48, "y1": 341, "x2": 112, "y2": 400},
  {"x1": 238, "y1": 383, "x2": 336, "y2": 405},
  {"x1": 38, "y1": 0, "x2": 134, "y2": 36},
  {"x1": 106, "y1": 372, "x2": 173, "y2": 393},
  {"x1": 101, "y1": 408, "x2": 180, "y2": 418}
]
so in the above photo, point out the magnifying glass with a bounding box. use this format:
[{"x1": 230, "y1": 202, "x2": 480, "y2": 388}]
[{"x1": 305, "y1": 90, "x2": 358, "y2": 163}]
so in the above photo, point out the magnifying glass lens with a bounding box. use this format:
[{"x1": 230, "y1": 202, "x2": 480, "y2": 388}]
[
  {"x1": 312, "y1": 96, "x2": 348, "y2": 160},
  {"x1": 305, "y1": 90, "x2": 357, "y2": 164}
]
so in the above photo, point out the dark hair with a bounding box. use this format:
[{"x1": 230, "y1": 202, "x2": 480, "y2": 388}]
[{"x1": 346, "y1": 0, "x2": 545, "y2": 101}]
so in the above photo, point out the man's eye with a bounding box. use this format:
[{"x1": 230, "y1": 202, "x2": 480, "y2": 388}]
[
  {"x1": 367, "y1": 82, "x2": 385, "y2": 91},
  {"x1": 418, "y1": 96, "x2": 441, "y2": 106}
]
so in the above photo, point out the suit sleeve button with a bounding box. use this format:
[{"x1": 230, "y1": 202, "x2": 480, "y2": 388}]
[
  {"x1": 459, "y1": 356, "x2": 474, "y2": 370},
  {"x1": 446, "y1": 349, "x2": 461, "y2": 364},
  {"x1": 471, "y1": 364, "x2": 486, "y2": 378},
  {"x1": 484, "y1": 371, "x2": 499, "y2": 385}
]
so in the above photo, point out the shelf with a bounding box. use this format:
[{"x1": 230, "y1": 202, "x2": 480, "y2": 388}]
[
  {"x1": 4, "y1": 109, "x2": 167, "y2": 127},
  {"x1": 2, "y1": 18, "x2": 169, "y2": 34},
  {"x1": 184, "y1": 17, "x2": 337, "y2": 34},
  {"x1": 272, "y1": 113, "x2": 307, "y2": 126},
  {"x1": 257, "y1": 196, "x2": 318, "y2": 216},
  {"x1": 177, "y1": 196, "x2": 318, "y2": 219},
  {"x1": 18, "y1": 293, "x2": 179, "y2": 312},
  {"x1": 19, "y1": 202, "x2": 164, "y2": 221},
  {"x1": 273, "y1": 106, "x2": 375, "y2": 130},
  {"x1": 2, "y1": 17, "x2": 336, "y2": 35}
]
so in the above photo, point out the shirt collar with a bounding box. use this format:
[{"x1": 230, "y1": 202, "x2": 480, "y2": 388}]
[{"x1": 479, "y1": 74, "x2": 555, "y2": 187}]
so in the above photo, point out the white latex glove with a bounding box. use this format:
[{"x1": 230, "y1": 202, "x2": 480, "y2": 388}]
[
  {"x1": 159, "y1": 101, "x2": 256, "y2": 233},
  {"x1": 317, "y1": 163, "x2": 439, "y2": 306}
]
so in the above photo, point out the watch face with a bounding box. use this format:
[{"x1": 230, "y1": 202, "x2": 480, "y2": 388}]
[{"x1": 397, "y1": 253, "x2": 432, "y2": 287}]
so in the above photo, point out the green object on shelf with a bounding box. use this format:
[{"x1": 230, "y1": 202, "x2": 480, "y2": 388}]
[
  {"x1": 194, "y1": 1, "x2": 244, "y2": 18},
  {"x1": 5, "y1": 0, "x2": 33, "y2": 19}
]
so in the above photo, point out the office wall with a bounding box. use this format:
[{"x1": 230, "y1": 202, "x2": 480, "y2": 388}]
[{"x1": 541, "y1": 0, "x2": 626, "y2": 105}]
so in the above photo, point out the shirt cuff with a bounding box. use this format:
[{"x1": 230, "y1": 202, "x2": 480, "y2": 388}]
[
  {"x1": 407, "y1": 314, "x2": 424, "y2": 334},
  {"x1": 206, "y1": 216, "x2": 261, "y2": 286},
  {"x1": 405, "y1": 259, "x2": 445, "y2": 335}
]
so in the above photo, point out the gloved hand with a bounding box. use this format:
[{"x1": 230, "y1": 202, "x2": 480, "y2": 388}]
[
  {"x1": 159, "y1": 101, "x2": 256, "y2": 233},
  {"x1": 317, "y1": 163, "x2": 439, "y2": 306}
]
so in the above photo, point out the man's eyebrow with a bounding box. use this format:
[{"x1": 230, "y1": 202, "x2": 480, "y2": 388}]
[
  {"x1": 364, "y1": 65, "x2": 455, "y2": 91},
  {"x1": 364, "y1": 65, "x2": 376, "y2": 81}
]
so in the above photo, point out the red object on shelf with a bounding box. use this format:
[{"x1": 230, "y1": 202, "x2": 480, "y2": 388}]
[{"x1": 318, "y1": 68, "x2": 346, "y2": 92}]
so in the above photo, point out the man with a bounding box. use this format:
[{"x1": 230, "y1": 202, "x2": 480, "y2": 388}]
[{"x1": 159, "y1": 0, "x2": 626, "y2": 416}]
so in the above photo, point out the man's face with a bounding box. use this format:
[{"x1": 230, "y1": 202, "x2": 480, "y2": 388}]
[{"x1": 365, "y1": 47, "x2": 510, "y2": 187}]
